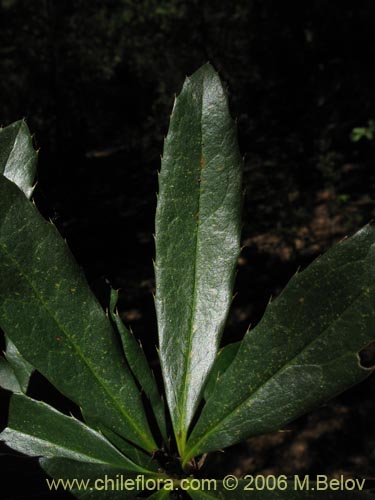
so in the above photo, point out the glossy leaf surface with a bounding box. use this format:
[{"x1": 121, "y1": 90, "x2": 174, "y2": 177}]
[
  {"x1": 0, "y1": 357, "x2": 21, "y2": 393},
  {"x1": 0, "y1": 394, "x2": 145, "y2": 469},
  {"x1": 0, "y1": 119, "x2": 37, "y2": 391},
  {"x1": 185, "y1": 225, "x2": 375, "y2": 461},
  {"x1": 0, "y1": 119, "x2": 37, "y2": 198},
  {"x1": 155, "y1": 64, "x2": 242, "y2": 451},
  {"x1": 203, "y1": 341, "x2": 240, "y2": 400},
  {"x1": 85, "y1": 421, "x2": 160, "y2": 472},
  {"x1": 0, "y1": 176, "x2": 155, "y2": 451},
  {"x1": 110, "y1": 289, "x2": 167, "y2": 444},
  {"x1": 4, "y1": 337, "x2": 33, "y2": 393}
]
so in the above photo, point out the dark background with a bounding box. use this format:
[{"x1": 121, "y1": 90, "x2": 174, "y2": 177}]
[{"x1": 1, "y1": 0, "x2": 375, "y2": 498}]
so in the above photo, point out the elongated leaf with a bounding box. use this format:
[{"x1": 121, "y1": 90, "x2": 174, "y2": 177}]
[
  {"x1": 203, "y1": 342, "x2": 240, "y2": 400},
  {"x1": 40, "y1": 458, "x2": 153, "y2": 499},
  {"x1": 110, "y1": 289, "x2": 167, "y2": 444},
  {"x1": 0, "y1": 176, "x2": 155, "y2": 451},
  {"x1": 155, "y1": 63, "x2": 242, "y2": 451},
  {"x1": 0, "y1": 119, "x2": 37, "y2": 198},
  {"x1": 0, "y1": 394, "x2": 146, "y2": 470},
  {"x1": 4, "y1": 337, "x2": 33, "y2": 392},
  {"x1": 0, "y1": 120, "x2": 37, "y2": 391},
  {"x1": 0, "y1": 356, "x2": 21, "y2": 393},
  {"x1": 185, "y1": 225, "x2": 375, "y2": 461},
  {"x1": 187, "y1": 481, "x2": 375, "y2": 499}
]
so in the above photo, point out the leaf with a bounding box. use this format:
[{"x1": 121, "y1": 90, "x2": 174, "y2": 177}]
[
  {"x1": 86, "y1": 421, "x2": 160, "y2": 472},
  {"x1": 0, "y1": 356, "x2": 21, "y2": 393},
  {"x1": 0, "y1": 119, "x2": 37, "y2": 199},
  {"x1": 187, "y1": 481, "x2": 375, "y2": 499},
  {"x1": 0, "y1": 176, "x2": 156, "y2": 451},
  {"x1": 110, "y1": 289, "x2": 168, "y2": 444},
  {"x1": 203, "y1": 342, "x2": 240, "y2": 401},
  {"x1": 155, "y1": 63, "x2": 242, "y2": 452},
  {"x1": 0, "y1": 394, "x2": 148, "y2": 470},
  {"x1": 184, "y1": 225, "x2": 375, "y2": 461},
  {"x1": 4, "y1": 337, "x2": 33, "y2": 393},
  {"x1": 40, "y1": 458, "x2": 152, "y2": 499},
  {"x1": 0, "y1": 120, "x2": 37, "y2": 391}
]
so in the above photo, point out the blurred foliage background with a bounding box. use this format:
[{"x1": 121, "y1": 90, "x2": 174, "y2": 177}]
[{"x1": 1, "y1": 0, "x2": 375, "y2": 493}]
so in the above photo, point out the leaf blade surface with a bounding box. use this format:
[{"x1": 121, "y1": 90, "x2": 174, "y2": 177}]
[
  {"x1": 155, "y1": 64, "x2": 242, "y2": 450},
  {"x1": 185, "y1": 225, "x2": 375, "y2": 460},
  {"x1": 0, "y1": 394, "x2": 144, "y2": 469},
  {"x1": 4, "y1": 337, "x2": 33, "y2": 392},
  {"x1": 110, "y1": 289, "x2": 167, "y2": 444},
  {"x1": 0, "y1": 119, "x2": 37, "y2": 198},
  {"x1": 0, "y1": 176, "x2": 155, "y2": 451},
  {"x1": 203, "y1": 341, "x2": 240, "y2": 401},
  {"x1": 0, "y1": 119, "x2": 37, "y2": 390},
  {"x1": 0, "y1": 356, "x2": 21, "y2": 393}
]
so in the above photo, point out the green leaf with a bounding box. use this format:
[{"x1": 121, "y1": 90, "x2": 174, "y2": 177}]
[
  {"x1": 0, "y1": 176, "x2": 156, "y2": 451},
  {"x1": 0, "y1": 119, "x2": 37, "y2": 198},
  {"x1": 4, "y1": 337, "x2": 33, "y2": 392},
  {"x1": 87, "y1": 422, "x2": 160, "y2": 473},
  {"x1": 187, "y1": 481, "x2": 375, "y2": 499},
  {"x1": 155, "y1": 63, "x2": 242, "y2": 453},
  {"x1": 110, "y1": 289, "x2": 168, "y2": 444},
  {"x1": 40, "y1": 458, "x2": 151, "y2": 498},
  {"x1": 0, "y1": 120, "x2": 37, "y2": 391},
  {"x1": 0, "y1": 356, "x2": 21, "y2": 393},
  {"x1": 203, "y1": 342, "x2": 240, "y2": 401},
  {"x1": 185, "y1": 225, "x2": 375, "y2": 461},
  {"x1": 0, "y1": 394, "x2": 147, "y2": 470}
]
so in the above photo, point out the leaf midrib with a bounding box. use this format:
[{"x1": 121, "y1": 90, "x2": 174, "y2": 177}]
[
  {"x1": 0, "y1": 236, "x2": 154, "y2": 451},
  {"x1": 1, "y1": 428, "x2": 118, "y2": 466},
  {"x1": 177, "y1": 75, "x2": 206, "y2": 448}
]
